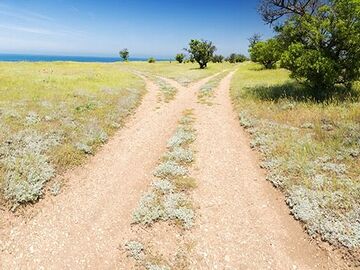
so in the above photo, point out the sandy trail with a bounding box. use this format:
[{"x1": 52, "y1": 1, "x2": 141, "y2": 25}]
[
  {"x1": 0, "y1": 70, "x2": 351, "y2": 269},
  {"x1": 189, "y1": 71, "x2": 349, "y2": 269},
  {"x1": 0, "y1": 75, "x2": 213, "y2": 269}
]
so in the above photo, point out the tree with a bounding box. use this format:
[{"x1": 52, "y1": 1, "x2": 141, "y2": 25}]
[
  {"x1": 249, "y1": 39, "x2": 281, "y2": 68},
  {"x1": 175, "y1": 53, "x2": 185, "y2": 63},
  {"x1": 227, "y1": 53, "x2": 248, "y2": 63},
  {"x1": 185, "y1": 39, "x2": 216, "y2": 69},
  {"x1": 227, "y1": 53, "x2": 237, "y2": 63},
  {"x1": 259, "y1": 0, "x2": 360, "y2": 100},
  {"x1": 119, "y1": 48, "x2": 129, "y2": 62},
  {"x1": 212, "y1": 54, "x2": 224, "y2": 63},
  {"x1": 259, "y1": 0, "x2": 326, "y2": 24},
  {"x1": 148, "y1": 57, "x2": 156, "y2": 63}
]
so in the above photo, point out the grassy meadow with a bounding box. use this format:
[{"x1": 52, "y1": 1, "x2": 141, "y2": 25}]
[
  {"x1": 231, "y1": 62, "x2": 360, "y2": 250},
  {"x1": 0, "y1": 61, "x2": 145, "y2": 207},
  {"x1": 124, "y1": 61, "x2": 233, "y2": 86},
  {"x1": 0, "y1": 60, "x2": 235, "y2": 209}
]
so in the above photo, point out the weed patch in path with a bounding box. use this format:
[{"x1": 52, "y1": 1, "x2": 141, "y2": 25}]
[
  {"x1": 197, "y1": 70, "x2": 229, "y2": 105},
  {"x1": 132, "y1": 110, "x2": 197, "y2": 229},
  {"x1": 125, "y1": 110, "x2": 198, "y2": 268},
  {"x1": 156, "y1": 78, "x2": 177, "y2": 104}
]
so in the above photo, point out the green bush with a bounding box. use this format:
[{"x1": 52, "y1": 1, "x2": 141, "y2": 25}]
[
  {"x1": 148, "y1": 57, "x2": 156, "y2": 63},
  {"x1": 259, "y1": 0, "x2": 360, "y2": 100},
  {"x1": 119, "y1": 48, "x2": 129, "y2": 62},
  {"x1": 249, "y1": 39, "x2": 281, "y2": 69},
  {"x1": 175, "y1": 53, "x2": 185, "y2": 63},
  {"x1": 185, "y1": 39, "x2": 216, "y2": 69},
  {"x1": 212, "y1": 54, "x2": 224, "y2": 63},
  {"x1": 227, "y1": 53, "x2": 247, "y2": 63}
]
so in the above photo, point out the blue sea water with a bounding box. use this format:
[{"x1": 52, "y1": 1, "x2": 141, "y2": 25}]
[{"x1": 0, "y1": 54, "x2": 153, "y2": 62}]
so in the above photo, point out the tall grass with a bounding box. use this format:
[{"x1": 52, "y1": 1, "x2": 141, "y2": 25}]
[{"x1": 231, "y1": 62, "x2": 360, "y2": 253}]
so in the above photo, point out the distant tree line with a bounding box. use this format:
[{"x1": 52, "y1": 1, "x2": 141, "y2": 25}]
[
  {"x1": 120, "y1": 40, "x2": 249, "y2": 69},
  {"x1": 170, "y1": 39, "x2": 249, "y2": 67}
]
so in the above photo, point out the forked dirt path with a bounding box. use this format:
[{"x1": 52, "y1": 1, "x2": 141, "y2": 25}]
[
  {"x1": 0, "y1": 70, "x2": 351, "y2": 269},
  {"x1": 0, "y1": 74, "x2": 216, "y2": 269}
]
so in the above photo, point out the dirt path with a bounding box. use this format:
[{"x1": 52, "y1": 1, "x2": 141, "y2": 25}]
[
  {"x1": 0, "y1": 74, "x2": 213, "y2": 269},
  {"x1": 189, "y1": 71, "x2": 348, "y2": 269},
  {"x1": 0, "y1": 71, "x2": 351, "y2": 269}
]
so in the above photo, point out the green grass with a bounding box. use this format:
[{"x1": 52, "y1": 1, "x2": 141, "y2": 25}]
[
  {"x1": 231, "y1": 62, "x2": 360, "y2": 251},
  {"x1": 0, "y1": 62, "x2": 145, "y2": 206},
  {"x1": 123, "y1": 61, "x2": 234, "y2": 86}
]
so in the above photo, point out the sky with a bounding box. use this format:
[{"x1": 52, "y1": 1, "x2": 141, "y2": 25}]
[{"x1": 0, "y1": 0, "x2": 274, "y2": 58}]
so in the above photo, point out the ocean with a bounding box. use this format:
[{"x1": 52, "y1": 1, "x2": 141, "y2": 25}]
[{"x1": 0, "y1": 54, "x2": 160, "y2": 62}]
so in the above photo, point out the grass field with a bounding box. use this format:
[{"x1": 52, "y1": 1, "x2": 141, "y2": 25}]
[
  {"x1": 0, "y1": 61, "x2": 234, "y2": 209},
  {"x1": 231, "y1": 62, "x2": 360, "y2": 250},
  {"x1": 123, "y1": 61, "x2": 234, "y2": 86},
  {"x1": 0, "y1": 62, "x2": 145, "y2": 208}
]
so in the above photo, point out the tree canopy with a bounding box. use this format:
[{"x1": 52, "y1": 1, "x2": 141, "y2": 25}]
[
  {"x1": 119, "y1": 48, "x2": 129, "y2": 62},
  {"x1": 185, "y1": 39, "x2": 216, "y2": 69},
  {"x1": 249, "y1": 39, "x2": 281, "y2": 69},
  {"x1": 227, "y1": 53, "x2": 248, "y2": 64},
  {"x1": 175, "y1": 53, "x2": 185, "y2": 63},
  {"x1": 258, "y1": 0, "x2": 360, "y2": 100},
  {"x1": 212, "y1": 54, "x2": 224, "y2": 63}
]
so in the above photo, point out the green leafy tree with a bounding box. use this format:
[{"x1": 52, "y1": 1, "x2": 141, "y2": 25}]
[
  {"x1": 259, "y1": 0, "x2": 360, "y2": 100},
  {"x1": 227, "y1": 53, "x2": 237, "y2": 63},
  {"x1": 249, "y1": 39, "x2": 281, "y2": 69},
  {"x1": 212, "y1": 54, "x2": 224, "y2": 63},
  {"x1": 175, "y1": 53, "x2": 185, "y2": 63},
  {"x1": 185, "y1": 39, "x2": 216, "y2": 69},
  {"x1": 119, "y1": 48, "x2": 129, "y2": 62},
  {"x1": 148, "y1": 57, "x2": 156, "y2": 63},
  {"x1": 235, "y1": 54, "x2": 248, "y2": 63},
  {"x1": 227, "y1": 53, "x2": 248, "y2": 63}
]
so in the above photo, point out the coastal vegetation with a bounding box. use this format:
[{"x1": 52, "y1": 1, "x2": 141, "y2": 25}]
[
  {"x1": 231, "y1": 62, "x2": 360, "y2": 255},
  {"x1": 0, "y1": 62, "x2": 145, "y2": 208},
  {"x1": 251, "y1": 0, "x2": 360, "y2": 101}
]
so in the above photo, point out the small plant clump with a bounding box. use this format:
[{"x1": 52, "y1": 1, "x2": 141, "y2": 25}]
[
  {"x1": 156, "y1": 79, "x2": 177, "y2": 103},
  {"x1": 125, "y1": 240, "x2": 145, "y2": 261},
  {"x1": 132, "y1": 110, "x2": 197, "y2": 229},
  {"x1": 124, "y1": 240, "x2": 171, "y2": 270},
  {"x1": 197, "y1": 72, "x2": 227, "y2": 105},
  {"x1": 0, "y1": 130, "x2": 61, "y2": 207}
]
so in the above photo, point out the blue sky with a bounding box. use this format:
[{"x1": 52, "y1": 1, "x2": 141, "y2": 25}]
[{"x1": 0, "y1": 0, "x2": 274, "y2": 58}]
